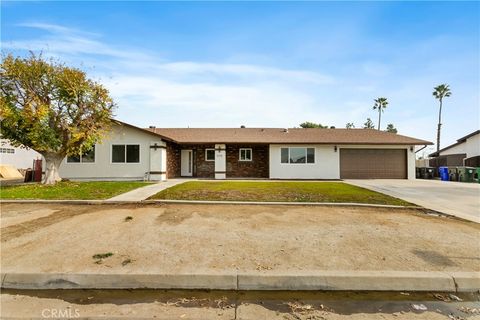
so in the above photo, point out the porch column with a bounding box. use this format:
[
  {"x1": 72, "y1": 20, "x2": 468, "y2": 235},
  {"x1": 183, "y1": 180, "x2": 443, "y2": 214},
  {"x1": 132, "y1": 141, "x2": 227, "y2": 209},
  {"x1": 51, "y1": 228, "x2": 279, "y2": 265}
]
[
  {"x1": 149, "y1": 141, "x2": 167, "y2": 181},
  {"x1": 214, "y1": 144, "x2": 226, "y2": 179}
]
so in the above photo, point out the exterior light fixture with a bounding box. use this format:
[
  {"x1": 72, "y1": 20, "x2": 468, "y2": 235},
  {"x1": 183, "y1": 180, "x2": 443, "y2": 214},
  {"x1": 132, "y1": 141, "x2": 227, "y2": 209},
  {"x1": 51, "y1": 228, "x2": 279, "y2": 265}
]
[{"x1": 334, "y1": 146, "x2": 338, "y2": 152}]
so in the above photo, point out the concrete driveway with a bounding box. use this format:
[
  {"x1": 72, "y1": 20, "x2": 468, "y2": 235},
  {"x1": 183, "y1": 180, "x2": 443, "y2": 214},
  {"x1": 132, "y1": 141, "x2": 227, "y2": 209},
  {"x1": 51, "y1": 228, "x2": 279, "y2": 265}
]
[{"x1": 346, "y1": 179, "x2": 480, "y2": 223}]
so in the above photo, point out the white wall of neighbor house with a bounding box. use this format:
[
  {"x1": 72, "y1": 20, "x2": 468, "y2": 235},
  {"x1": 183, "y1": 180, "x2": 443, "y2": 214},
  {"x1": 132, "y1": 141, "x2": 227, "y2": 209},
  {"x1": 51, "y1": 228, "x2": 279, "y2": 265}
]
[
  {"x1": 269, "y1": 144, "x2": 415, "y2": 180},
  {"x1": 0, "y1": 139, "x2": 42, "y2": 169},
  {"x1": 439, "y1": 142, "x2": 466, "y2": 156},
  {"x1": 438, "y1": 134, "x2": 479, "y2": 159},
  {"x1": 58, "y1": 124, "x2": 165, "y2": 181},
  {"x1": 269, "y1": 144, "x2": 339, "y2": 179},
  {"x1": 465, "y1": 134, "x2": 480, "y2": 158}
]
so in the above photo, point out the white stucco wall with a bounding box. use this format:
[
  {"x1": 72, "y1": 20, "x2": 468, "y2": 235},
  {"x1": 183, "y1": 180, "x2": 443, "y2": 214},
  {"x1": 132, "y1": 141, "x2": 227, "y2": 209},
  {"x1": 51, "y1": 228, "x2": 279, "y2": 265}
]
[
  {"x1": 439, "y1": 133, "x2": 479, "y2": 159},
  {"x1": 439, "y1": 142, "x2": 466, "y2": 156},
  {"x1": 269, "y1": 144, "x2": 415, "y2": 180},
  {"x1": 59, "y1": 124, "x2": 164, "y2": 181},
  {"x1": 0, "y1": 139, "x2": 42, "y2": 169},
  {"x1": 465, "y1": 134, "x2": 480, "y2": 158},
  {"x1": 269, "y1": 144, "x2": 339, "y2": 179}
]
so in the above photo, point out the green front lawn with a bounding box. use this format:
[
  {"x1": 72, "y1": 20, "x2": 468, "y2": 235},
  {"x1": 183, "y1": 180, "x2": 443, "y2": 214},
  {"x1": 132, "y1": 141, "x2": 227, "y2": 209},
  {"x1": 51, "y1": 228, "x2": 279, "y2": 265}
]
[
  {"x1": 0, "y1": 181, "x2": 151, "y2": 200},
  {"x1": 149, "y1": 181, "x2": 411, "y2": 205}
]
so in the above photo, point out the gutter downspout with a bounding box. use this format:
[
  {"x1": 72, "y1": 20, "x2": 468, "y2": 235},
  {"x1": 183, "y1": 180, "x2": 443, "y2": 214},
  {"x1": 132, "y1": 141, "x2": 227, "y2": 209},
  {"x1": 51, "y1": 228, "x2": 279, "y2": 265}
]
[{"x1": 415, "y1": 145, "x2": 428, "y2": 154}]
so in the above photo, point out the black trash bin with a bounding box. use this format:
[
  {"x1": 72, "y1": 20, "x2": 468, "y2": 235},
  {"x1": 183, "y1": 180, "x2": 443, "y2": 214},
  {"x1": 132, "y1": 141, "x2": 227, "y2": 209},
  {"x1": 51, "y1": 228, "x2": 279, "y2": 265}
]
[
  {"x1": 23, "y1": 169, "x2": 33, "y2": 182},
  {"x1": 420, "y1": 167, "x2": 435, "y2": 179}
]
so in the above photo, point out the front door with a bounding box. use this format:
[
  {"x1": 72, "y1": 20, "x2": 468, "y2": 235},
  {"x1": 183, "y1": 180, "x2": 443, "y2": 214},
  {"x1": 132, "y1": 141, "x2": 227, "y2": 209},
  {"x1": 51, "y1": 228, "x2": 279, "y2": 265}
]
[{"x1": 180, "y1": 150, "x2": 193, "y2": 177}]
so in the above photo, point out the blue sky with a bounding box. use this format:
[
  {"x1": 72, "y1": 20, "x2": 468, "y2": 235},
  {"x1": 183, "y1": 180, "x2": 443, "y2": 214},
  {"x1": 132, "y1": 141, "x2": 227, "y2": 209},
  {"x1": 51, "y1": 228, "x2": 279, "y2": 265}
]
[{"x1": 1, "y1": 1, "x2": 479, "y2": 154}]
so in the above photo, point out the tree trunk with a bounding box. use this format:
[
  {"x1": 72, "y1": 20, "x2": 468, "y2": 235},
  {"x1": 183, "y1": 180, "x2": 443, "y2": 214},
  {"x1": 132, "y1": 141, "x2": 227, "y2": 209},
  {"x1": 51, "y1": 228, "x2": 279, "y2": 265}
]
[
  {"x1": 436, "y1": 100, "x2": 443, "y2": 152},
  {"x1": 43, "y1": 153, "x2": 64, "y2": 185},
  {"x1": 378, "y1": 109, "x2": 382, "y2": 130}
]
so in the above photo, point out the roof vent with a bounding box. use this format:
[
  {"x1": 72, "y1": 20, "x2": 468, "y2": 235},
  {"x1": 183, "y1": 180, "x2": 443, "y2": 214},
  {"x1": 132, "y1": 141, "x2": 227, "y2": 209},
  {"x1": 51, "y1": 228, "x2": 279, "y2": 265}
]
[
  {"x1": 240, "y1": 125, "x2": 246, "y2": 128},
  {"x1": 330, "y1": 126, "x2": 335, "y2": 129},
  {"x1": 283, "y1": 128, "x2": 289, "y2": 133},
  {"x1": 149, "y1": 125, "x2": 156, "y2": 129}
]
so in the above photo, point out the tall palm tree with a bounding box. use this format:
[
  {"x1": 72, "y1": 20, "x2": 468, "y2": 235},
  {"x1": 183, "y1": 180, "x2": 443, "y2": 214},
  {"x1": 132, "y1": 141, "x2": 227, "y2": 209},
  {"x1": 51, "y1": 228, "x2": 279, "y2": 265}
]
[
  {"x1": 373, "y1": 97, "x2": 388, "y2": 130},
  {"x1": 433, "y1": 84, "x2": 451, "y2": 152}
]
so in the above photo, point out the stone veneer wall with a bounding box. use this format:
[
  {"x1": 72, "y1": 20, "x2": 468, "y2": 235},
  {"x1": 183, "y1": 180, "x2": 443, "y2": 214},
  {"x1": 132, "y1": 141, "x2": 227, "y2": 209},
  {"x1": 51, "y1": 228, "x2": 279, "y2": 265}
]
[
  {"x1": 226, "y1": 144, "x2": 269, "y2": 178},
  {"x1": 191, "y1": 144, "x2": 216, "y2": 178},
  {"x1": 166, "y1": 142, "x2": 181, "y2": 178}
]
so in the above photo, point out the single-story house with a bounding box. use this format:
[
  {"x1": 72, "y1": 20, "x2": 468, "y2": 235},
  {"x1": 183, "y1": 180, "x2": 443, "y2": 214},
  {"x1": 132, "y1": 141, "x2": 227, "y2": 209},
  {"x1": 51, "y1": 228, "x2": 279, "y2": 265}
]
[
  {"x1": 0, "y1": 138, "x2": 42, "y2": 170},
  {"x1": 58, "y1": 120, "x2": 432, "y2": 181},
  {"x1": 429, "y1": 130, "x2": 480, "y2": 167}
]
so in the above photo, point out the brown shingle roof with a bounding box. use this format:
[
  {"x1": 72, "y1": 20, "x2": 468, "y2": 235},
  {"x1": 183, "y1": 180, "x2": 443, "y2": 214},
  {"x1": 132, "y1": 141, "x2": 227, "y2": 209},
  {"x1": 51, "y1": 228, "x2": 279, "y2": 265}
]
[{"x1": 146, "y1": 127, "x2": 432, "y2": 145}]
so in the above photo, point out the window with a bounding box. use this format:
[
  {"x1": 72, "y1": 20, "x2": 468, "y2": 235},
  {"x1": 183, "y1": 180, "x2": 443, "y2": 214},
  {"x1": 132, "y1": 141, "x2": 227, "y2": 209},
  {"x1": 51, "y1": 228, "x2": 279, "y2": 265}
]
[
  {"x1": 67, "y1": 146, "x2": 95, "y2": 163},
  {"x1": 112, "y1": 144, "x2": 140, "y2": 163},
  {"x1": 205, "y1": 149, "x2": 215, "y2": 161},
  {"x1": 239, "y1": 148, "x2": 252, "y2": 161},
  {"x1": 0, "y1": 148, "x2": 15, "y2": 154},
  {"x1": 280, "y1": 147, "x2": 315, "y2": 164}
]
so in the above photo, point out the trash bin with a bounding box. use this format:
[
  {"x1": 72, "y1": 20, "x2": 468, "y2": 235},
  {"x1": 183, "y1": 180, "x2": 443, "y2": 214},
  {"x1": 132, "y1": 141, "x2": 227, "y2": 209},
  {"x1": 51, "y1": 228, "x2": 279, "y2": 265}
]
[
  {"x1": 439, "y1": 167, "x2": 449, "y2": 181},
  {"x1": 476, "y1": 167, "x2": 480, "y2": 184},
  {"x1": 419, "y1": 167, "x2": 435, "y2": 179},
  {"x1": 448, "y1": 167, "x2": 458, "y2": 181},
  {"x1": 457, "y1": 167, "x2": 475, "y2": 183},
  {"x1": 23, "y1": 169, "x2": 33, "y2": 182},
  {"x1": 416, "y1": 167, "x2": 421, "y2": 179}
]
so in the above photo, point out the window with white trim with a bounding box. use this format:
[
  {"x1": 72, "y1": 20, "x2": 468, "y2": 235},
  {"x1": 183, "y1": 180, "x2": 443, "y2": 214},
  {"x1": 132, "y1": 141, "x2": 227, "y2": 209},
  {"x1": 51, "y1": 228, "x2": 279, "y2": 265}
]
[
  {"x1": 0, "y1": 148, "x2": 15, "y2": 154},
  {"x1": 112, "y1": 144, "x2": 140, "y2": 163},
  {"x1": 205, "y1": 149, "x2": 215, "y2": 161},
  {"x1": 239, "y1": 148, "x2": 252, "y2": 161},
  {"x1": 280, "y1": 147, "x2": 315, "y2": 164},
  {"x1": 67, "y1": 146, "x2": 95, "y2": 163}
]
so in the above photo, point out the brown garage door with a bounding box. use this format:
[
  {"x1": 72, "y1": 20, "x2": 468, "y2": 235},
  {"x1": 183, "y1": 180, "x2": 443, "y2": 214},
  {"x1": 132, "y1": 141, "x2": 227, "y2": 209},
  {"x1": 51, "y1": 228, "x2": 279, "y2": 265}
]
[{"x1": 340, "y1": 149, "x2": 407, "y2": 179}]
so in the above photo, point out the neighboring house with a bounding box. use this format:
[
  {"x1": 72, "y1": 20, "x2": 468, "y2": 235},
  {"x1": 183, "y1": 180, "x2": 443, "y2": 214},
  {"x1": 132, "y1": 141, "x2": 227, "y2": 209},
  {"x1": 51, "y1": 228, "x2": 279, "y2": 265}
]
[
  {"x1": 0, "y1": 139, "x2": 41, "y2": 170},
  {"x1": 429, "y1": 130, "x2": 480, "y2": 167},
  {"x1": 58, "y1": 120, "x2": 431, "y2": 181}
]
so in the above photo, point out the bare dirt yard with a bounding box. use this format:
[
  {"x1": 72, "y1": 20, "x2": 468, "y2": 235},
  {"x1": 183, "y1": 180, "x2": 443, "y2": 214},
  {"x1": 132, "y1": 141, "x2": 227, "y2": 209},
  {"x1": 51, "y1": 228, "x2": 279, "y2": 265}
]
[{"x1": 1, "y1": 203, "x2": 479, "y2": 274}]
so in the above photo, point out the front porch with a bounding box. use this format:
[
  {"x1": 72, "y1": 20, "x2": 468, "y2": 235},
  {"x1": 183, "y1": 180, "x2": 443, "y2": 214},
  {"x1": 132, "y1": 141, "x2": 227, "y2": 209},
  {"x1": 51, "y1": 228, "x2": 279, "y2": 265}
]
[{"x1": 166, "y1": 142, "x2": 269, "y2": 179}]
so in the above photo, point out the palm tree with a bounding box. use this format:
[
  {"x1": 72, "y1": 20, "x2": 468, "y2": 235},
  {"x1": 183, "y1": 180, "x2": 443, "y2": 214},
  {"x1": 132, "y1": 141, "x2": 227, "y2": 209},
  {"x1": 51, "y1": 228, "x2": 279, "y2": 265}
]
[
  {"x1": 363, "y1": 118, "x2": 375, "y2": 129},
  {"x1": 433, "y1": 84, "x2": 451, "y2": 152},
  {"x1": 372, "y1": 97, "x2": 388, "y2": 130}
]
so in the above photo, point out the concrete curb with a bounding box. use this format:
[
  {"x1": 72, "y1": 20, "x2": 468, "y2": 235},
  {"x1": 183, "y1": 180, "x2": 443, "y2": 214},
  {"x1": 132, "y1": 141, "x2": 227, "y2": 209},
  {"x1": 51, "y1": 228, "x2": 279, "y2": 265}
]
[
  {"x1": 2, "y1": 271, "x2": 478, "y2": 292},
  {"x1": 144, "y1": 200, "x2": 421, "y2": 209},
  {"x1": 0, "y1": 199, "x2": 420, "y2": 210}
]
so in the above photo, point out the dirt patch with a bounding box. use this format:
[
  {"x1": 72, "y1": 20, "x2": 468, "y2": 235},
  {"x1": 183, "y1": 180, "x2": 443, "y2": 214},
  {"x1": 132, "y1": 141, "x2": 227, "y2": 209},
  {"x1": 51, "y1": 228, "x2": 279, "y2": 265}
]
[
  {"x1": 0, "y1": 203, "x2": 165, "y2": 242},
  {"x1": 1, "y1": 203, "x2": 479, "y2": 274}
]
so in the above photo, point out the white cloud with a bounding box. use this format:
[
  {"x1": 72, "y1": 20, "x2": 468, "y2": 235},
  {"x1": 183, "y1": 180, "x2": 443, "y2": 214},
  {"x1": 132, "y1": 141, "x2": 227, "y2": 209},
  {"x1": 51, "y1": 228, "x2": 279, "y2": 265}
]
[{"x1": 3, "y1": 21, "x2": 478, "y2": 146}]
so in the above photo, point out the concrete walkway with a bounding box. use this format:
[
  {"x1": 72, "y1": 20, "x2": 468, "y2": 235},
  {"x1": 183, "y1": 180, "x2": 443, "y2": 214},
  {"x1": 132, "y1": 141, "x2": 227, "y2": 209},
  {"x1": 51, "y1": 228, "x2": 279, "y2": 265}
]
[
  {"x1": 346, "y1": 179, "x2": 480, "y2": 223},
  {"x1": 106, "y1": 179, "x2": 192, "y2": 201}
]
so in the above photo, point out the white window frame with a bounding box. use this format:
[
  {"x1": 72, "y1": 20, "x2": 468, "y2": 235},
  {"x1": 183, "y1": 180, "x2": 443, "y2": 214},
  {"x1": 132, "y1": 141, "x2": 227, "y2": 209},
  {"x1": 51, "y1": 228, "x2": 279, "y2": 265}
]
[
  {"x1": 239, "y1": 148, "x2": 252, "y2": 161},
  {"x1": 66, "y1": 145, "x2": 96, "y2": 164},
  {"x1": 0, "y1": 148, "x2": 15, "y2": 154},
  {"x1": 280, "y1": 147, "x2": 315, "y2": 164},
  {"x1": 205, "y1": 148, "x2": 215, "y2": 161},
  {"x1": 111, "y1": 144, "x2": 141, "y2": 164}
]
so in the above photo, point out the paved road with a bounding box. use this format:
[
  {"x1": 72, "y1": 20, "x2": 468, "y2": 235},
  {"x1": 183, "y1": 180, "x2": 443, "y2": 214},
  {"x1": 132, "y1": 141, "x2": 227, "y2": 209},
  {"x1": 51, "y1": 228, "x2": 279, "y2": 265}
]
[
  {"x1": 2, "y1": 289, "x2": 479, "y2": 319},
  {"x1": 346, "y1": 179, "x2": 480, "y2": 223}
]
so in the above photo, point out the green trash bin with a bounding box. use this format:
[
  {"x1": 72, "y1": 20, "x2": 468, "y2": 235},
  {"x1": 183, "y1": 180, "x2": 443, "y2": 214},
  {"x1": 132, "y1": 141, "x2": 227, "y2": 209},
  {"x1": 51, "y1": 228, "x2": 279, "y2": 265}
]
[
  {"x1": 457, "y1": 167, "x2": 475, "y2": 183},
  {"x1": 448, "y1": 167, "x2": 458, "y2": 181},
  {"x1": 475, "y1": 167, "x2": 480, "y2": 183}
]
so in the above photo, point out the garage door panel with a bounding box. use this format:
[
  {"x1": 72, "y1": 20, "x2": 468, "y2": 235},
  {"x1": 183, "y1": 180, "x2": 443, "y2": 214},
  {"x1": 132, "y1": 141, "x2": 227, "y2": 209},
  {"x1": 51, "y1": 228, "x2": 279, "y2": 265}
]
[{"x1": 340, "y1": 149, "x2": 407, "y2": 179}]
